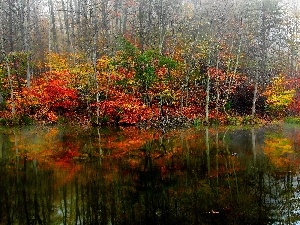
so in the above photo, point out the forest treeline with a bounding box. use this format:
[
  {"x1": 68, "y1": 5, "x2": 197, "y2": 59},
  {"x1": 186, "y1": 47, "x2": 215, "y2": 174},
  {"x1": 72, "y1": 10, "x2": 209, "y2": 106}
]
[{"x1": 0, "y1": 0, "x2": 300, "y2": 126}]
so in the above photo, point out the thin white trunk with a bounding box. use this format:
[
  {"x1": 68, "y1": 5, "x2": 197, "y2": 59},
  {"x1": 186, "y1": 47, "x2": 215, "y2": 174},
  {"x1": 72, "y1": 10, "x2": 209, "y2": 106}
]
[
  {"x1": 26, "y1": 59, "x2": 31, "y2": 88},
  {"x1": 24, "y1": 0, "x2": 31, "y2": 88},
  {"x1": 215, "y1": 55, "x2": 220, "y2": 115},
  {"x1": 6, "y1": 59, "x2": 15, "y2": 115},
  {"x1": 251, "y1": 69, "x2": 259, "y2": 117},
  {"x1": 92, "y1": 0, "x2": 100, "y2": 124},
  {"x1": 205, "y1": 69, "x2": 210, "y2": 123},
  {"x1": 48, "y1": 3, "x2": 52, "y2": 77}
]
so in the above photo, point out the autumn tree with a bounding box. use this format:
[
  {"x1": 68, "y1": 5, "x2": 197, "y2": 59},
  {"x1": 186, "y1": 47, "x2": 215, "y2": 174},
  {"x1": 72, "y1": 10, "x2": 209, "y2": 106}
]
[{"x1": 264, "y1": 74, "x2": 295, "y2": 117}]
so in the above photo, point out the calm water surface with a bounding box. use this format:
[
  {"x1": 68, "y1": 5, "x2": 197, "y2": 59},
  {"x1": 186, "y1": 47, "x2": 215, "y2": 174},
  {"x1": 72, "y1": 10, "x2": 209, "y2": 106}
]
[{"x1": 1, "y1": 123, "x2": 300, "y2": 225}]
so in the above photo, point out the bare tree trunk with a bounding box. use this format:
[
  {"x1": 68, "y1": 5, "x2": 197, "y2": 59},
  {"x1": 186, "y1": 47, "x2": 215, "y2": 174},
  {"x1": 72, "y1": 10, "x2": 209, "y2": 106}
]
[
  {"x1": 32, "y1": 0, "x2": 44, "y2": 60},
  {"x1": 61, "y1": 0, "x2": 71, "y2": 54},
  {"x1": 5, "y1": 57, "x2": 15, "y2": 115},
  {"x1": 26, "y1": 57, "x2": 31, "y2": 88},
  {"x1": 81, "y1": 0, "x2": 89, "y2": 53},
  {"x1": 215, "y1": 55, "x2": 220, "y2": 116},
  {"x1": 122, "y1": 3, "x2": 128, "y2": 34},
  {"x1": 205, "y1": 39, "x2": 212, "y2": 124},
  {"x1": 114, "y1": 0, "x2": 121, "y2": 33},
  {"x1": 48, "y1": 8, "x2": 52, "y2": 76},
  {"x1": 48, "y1": 0, "x2": 59, "y2": 52},
  {"x1": 251, "y1": 63, "x2": 259, "y2": 117},
  {"x1": 73, "y1": 0, "x2": 80, "y2": 52},
  {"x1": 205, "y1": 69, "x2": 210, "y2": 124},
  {"x1": 101, "y1": 0, "x2": 109, "y2": 54},
  {"x1": 223, "y1": 33, "x2": 242, "y2": 115},
  {"x1": 92, "y1": 0, "x2": 100, "y2": 124},
  {"x1": 0, "y1": 3, "x2": 15, "y2": 115},
  {"x1": 138, "y1": 0, "x2": 146, "y2": 51},
  {"x1": 57, "y1": 4, "x2": 64, "y2": 39},
  {"x1": 288, "y1": 7, "x2": 299, "y2": 78},
  {"x1": 8, "y1": 0, "x2": 14, "y2": 51},
  {"x1": 20, "y1": 0, "x2": 25, "y2": 50},
  {"x1": 158, "y1": 0, "x2": 166, "y2": 54},
  {"x1": 251, "y1": 81, "x2": 258, "y2": 117},
  {"x1": 69, "y1": 0, "x2": 76, "y2": 62},
  {"x1": 24, "y1": 0, "x2": 31, "y2": 88}
]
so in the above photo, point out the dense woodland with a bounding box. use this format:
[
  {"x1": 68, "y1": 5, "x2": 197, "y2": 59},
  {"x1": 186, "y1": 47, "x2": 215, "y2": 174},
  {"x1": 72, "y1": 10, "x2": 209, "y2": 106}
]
[{"x1": 0, "y1": 0, "x2": 300, "y2": 126}]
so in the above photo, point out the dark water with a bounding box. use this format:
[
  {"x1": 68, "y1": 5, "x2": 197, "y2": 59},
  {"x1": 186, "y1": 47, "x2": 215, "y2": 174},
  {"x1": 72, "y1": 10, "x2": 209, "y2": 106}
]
[{"x1": 1, "y1": 123, "x2": 300, "y2": 225}]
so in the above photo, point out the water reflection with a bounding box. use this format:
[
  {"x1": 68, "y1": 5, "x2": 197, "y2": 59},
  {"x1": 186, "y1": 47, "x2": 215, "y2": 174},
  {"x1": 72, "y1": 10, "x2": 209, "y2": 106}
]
[{"x1": 1, "y1": 124, "x2": 300, "y2": 224}]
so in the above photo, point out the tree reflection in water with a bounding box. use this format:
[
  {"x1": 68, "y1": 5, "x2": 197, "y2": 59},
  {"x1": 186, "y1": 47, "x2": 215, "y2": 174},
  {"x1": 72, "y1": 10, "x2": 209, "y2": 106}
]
[{"x1": 1, "y1": 124, "x2": 300, "y2": 224}]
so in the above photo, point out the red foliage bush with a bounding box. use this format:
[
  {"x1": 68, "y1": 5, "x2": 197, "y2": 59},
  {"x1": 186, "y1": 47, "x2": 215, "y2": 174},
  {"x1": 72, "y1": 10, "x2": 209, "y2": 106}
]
[
  {"x1": 95, "y1": 89, "x2": 152, "y2": 125},
  {"x1": 20, "y1": 71, "x2": 79, "y2": 121}
]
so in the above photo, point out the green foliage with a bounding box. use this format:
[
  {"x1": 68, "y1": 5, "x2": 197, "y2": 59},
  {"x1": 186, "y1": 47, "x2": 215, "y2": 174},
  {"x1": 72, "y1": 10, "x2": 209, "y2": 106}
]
[
  {"x1": 224, "y1": 101, "x2": 232, "y2": 111},
  {"x1": 193, "y1": 117, "x2": 202, "y2": 128},
  {"x1": 20, "y1": 115, "x2": 34, "y2": 125},
  {"x1": 0, "y1": 114, "x2": 33, "y2": 126},
  {"x1": 157, "y1": 55, "x2": 178, "y2": 69},
  {"x1": 116, "y1": 37, "x2": 139, "y2": 60},
  {"x1": 284, "y1": 117, "x2": 300, "y2": 124},
  {"x1": 134, "y1": 50, "x2": 178, "y2": 95},
  {"x1": 225, "y1": 115, "x2": 261, "y2": 126},
  {"x1": 135, "y1": 59, "x2": 156, "y2": 89},
  {"x1": 242, "y1": 115, "x2": 260, "y2": 125},
  {"x1": 225, "y1": 116, "x2": 243, "y2": 126}
]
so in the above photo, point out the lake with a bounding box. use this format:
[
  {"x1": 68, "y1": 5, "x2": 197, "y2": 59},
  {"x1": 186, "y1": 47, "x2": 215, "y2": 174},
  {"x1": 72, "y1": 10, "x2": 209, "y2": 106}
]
[{"x1": 1, "y1": 123, "x2": 300, "y2": 225}]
